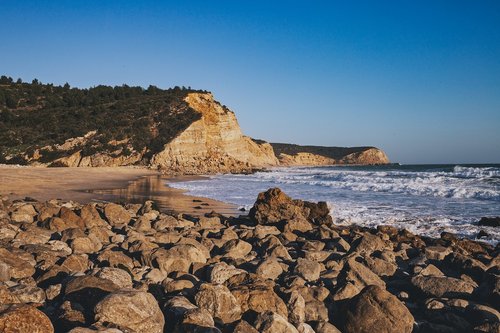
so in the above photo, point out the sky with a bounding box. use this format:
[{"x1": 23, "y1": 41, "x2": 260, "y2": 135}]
[{"x1": 1, "y1": 1, "x2": 499, "y2": 164}]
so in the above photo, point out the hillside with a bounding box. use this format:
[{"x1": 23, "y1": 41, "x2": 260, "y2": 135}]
[
  {"x1": 0, "y1": 75, "x2": 389, "y2": 173},
  {"x1": 271, "y1": 143, "x2": 390, "y2": 165}
]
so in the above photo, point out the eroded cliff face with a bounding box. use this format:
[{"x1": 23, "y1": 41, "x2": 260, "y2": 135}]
[
  {"x1": 150, "y1": 93, "x2": 279, "y2": 174},
  {"x1": 338, "y1": 147, "x2": 390, "y2": 165},
  {"x1": 277, "y1": 148, "x2": 389, "y2": 166}
]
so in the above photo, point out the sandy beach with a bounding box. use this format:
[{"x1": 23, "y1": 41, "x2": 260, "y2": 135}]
[{"x1": 0, "y1": 165, "x2": 238, "y2": 216}]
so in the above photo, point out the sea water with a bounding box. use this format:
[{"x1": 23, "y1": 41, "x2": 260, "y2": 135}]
[{"x1": 169, "y1": 164, "x2": 500, "y2": 244}]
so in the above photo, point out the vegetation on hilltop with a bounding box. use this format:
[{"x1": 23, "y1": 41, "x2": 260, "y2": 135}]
[
  {"x1": 271, "y1": 143, "x2": 377, "y2": 160},
  {"x1": 0, "y1": 75, "x2": 206, "y2": 164}
]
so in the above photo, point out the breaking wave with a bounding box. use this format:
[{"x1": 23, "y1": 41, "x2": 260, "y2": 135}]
[{"x1": 169, "y1": 164, "x2": 500, "y2": 243}]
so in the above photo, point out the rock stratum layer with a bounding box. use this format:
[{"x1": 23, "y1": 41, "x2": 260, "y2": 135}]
[
  {"x1": 0, "y1": 189, "x2": 498, "y2": 333},
  {"x1": 0, "y1": 78, "x2": 389, "y2": 173}
]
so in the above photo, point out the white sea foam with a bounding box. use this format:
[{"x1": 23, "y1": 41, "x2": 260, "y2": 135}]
[{"x1": 169, "y1": 164, "x2": 500, "y2": 244}]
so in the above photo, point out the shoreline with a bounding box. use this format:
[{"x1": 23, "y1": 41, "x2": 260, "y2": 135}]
[{"x1": 0, "y1": 165, "x2": 239, "y2": 217}]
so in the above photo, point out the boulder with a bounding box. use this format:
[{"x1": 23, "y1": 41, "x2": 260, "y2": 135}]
[
  {"x1": 207, "y1": 262, "x2": 246, "y2": 284},
  {"x1": 0, "y1": 304, "x2": 54, "y2": 333},
  {"x1": 343, "y1": 285, "x2": 414, "y2": 333},
  {"x1": 94, "y1": 290, "x2": 164, "y2": 333},
  {"x1": 254, "y1": 311, "x2": 299, "y2": 333},
  {"x1": 231, "y1": 282, "x2": 288, "y2": 318},
  {"x1": 221, "y1": 239, "x2": 252, "y2": 259},
  {"x1": 249, "y1": 188, "x2": 307, "y2": 224},
  {"x1": 0, "y1": 248, "x2": 35, "y2": 279},
  {"x1": 478, "y1": 217, "x2": 500, "y2": 227},
  {"x1": 194, "y1": 283, "x2": 242, "y2": 324},
  {"x1": 104, "y1": 203, "x2": 131, "y2": 227},
  {"x1": 294, "y1": 258, "x2": 322, "y2": 282},
  {"x1": 411, "y1": 275, "x2": 476, "y2": 298}
]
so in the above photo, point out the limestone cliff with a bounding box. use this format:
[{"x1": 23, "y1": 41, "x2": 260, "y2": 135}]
[
  {"x1": 272, "y1": 143, "x2": 389, "y2": 166},
  {"x1": 1, "y1": 78, "x2": 390, "y2": 173},
  {"x1": 150, "y1": 93, "x2": 278, "y2": 174}
]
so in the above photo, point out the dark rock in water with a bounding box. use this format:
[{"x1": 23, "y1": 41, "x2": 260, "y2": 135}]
[
  {"x1": 477, "y1": 230, "x2": 490, "y2": 239},
  {"x1": 249, "y1": 187, "x2": 331, "y2": 225},
  {"x1": 478, "y1": 217, "x2": 500, "y2": 227}
]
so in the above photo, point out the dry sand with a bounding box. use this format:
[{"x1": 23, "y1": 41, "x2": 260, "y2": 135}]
[{"x1": 0, "y1": 165, "x2": 239, "y2": 216}]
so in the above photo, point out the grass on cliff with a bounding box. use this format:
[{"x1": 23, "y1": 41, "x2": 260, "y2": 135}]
[{"x1": 0, "y1": 75, "x2": 206, "y2": 164}]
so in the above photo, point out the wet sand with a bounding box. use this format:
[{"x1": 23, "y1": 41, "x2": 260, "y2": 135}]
[{"x1": 0, "y1": 166, "x2": 239, "y2": 216}]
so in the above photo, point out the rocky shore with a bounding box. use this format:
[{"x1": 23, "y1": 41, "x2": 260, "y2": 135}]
[{"x1": 0, "y1": 188, "x2": 498, "y2": 333}]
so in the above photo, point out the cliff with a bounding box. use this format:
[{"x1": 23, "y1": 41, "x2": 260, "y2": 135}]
[
  {"x1": 150, "y1": 93, "x2": 278, "y2": 174},
  {"x1": 272, "y1": 143, "x2": 390, "y2": 166},
  {"x1": 0, "y1": 77, "x2": 389, "y2": 173}
]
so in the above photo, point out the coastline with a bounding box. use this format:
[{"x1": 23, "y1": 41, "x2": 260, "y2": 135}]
[{"x1": 0, "y1": 165, "x2": 239, "y2": 217}]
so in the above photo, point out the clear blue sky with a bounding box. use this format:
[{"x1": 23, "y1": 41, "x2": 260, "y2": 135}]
[{"x1": 1, "y1": 1, "x2": 499, "y2": 164}]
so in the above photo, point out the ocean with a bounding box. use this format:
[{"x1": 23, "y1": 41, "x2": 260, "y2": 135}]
[{"x1": 169, "y1": 164, "x2": 500, "y2": 244}]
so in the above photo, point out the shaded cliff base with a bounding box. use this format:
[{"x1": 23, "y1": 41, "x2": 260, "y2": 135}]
[{"x1": 0, "y1": 188, "x2": 497, "y2": 332}]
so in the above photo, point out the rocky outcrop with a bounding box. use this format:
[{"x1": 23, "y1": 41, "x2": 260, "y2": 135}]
[
  {"x1": 150, "y1": 93, "x2": 278, "y2": 174},
  {"x1": 0, "y1": 190, "x2": 497, "y2": 332},
  {"x1": 273, "y1": 143, "x2": 390, "y2": 166}
]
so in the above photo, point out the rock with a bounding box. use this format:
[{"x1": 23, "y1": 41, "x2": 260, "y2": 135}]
[
  {"x1": 233, "y1": 320, "x2": 259, "y2": 333},
  {"x1": 231, "y1": 282, "x2": 288, "y2": 318},
  {"x1": 338, "y1": 258, "x2": 385, "y2": 292},
  {"x1": 349, "y1": 232, "x2": 391, "y2": 255},
  {"x1": 249, "y1": 188, "x2": 307, "y2": 224},
  {"x1": 177, "y1": 308, "x2": 217, "y2": 332},
  {"x1": 478, "y1": 217, "x2": 500, "y2": 227},
  {"x1": 10, "y1": 204, "x2": 37, "y2": 223},
  {"x1": 59, "y1": 207, "x2": 85, "y2": 229},
  {"x1": 65, "y1": 275, "x2": 120, "y2": 311},
  {"x1": 419, "y1": 264, "x2": 445, "y2": 277},
  {"x1": 314, "y1": 322, "x2": 342, "y2": 333},
  {"x1": 286, "y1": 290, "x2": 305, "y2": 325},
  {"x1": 194, "y1": 283, "x2": 242, "y2": 324},
  {"x1": 297, "y1": 323, "x2": 315, "y2": 333},
  {"x1": 255, "y1": 258, "x2": 283, "y2": 280},
  {"x1": 94, "y1": 290, "x2": 164, "y2": 333},
  {"x1": 80, "y1": 204, "x2": 107, "y2": 229},
  {"x1": 294, "y1": 258, "x2": 321, "y2": 282},
  {"x1": 425, "y1": 246, "x2": 452, "y2": 260},
  {"x1": 221, "y1": 239, "x2": 252, "y2": 259},
  {"x1": 207, "y1": 262, "x2": 245, "y2": 284},
  {"x1": 411, "y1": 275, "x2": 476, "y2": 298},
  {"x1": 0, "y1": 304, "x2": 54, "y2": 333},
  {"x1": 254, "y1": 311, "x2": 299, "y2": 333},
  {"x1": 71, "y1": 235, "x2": 102, "y2": 254},
  {"x1": 9, "y1": 284, "x2": 46, "y2": 304},
  {"x1": 364, "y1": 257, "x2": 397, "y2": 276},
  {"x1": 104, "y1": 203, "x2": 131, "y2": 227},
  {"x1": 0, "y1": 248, "x2": 35, "y2": 279},
  {"x1": 343, "y1": 285, "x2": 414, "y2": 333},
  {"x1": 94, "y1": 267, "x2": 133, "y2": 289}
]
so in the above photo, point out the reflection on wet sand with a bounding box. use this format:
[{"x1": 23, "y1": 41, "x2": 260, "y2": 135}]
[{"x1": 88, "y1": 175, "x2": 239, "y2": 217}]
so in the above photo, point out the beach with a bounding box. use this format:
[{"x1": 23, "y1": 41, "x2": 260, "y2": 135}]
[{"x1": 0, "y1": 165, "x2": 238, "y2": 216}]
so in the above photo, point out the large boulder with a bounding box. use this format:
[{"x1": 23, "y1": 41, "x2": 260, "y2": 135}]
[
  {"x1": 194, "y1": 283, "x2": 242, "y2": 324},
  {"x1": 343, "y1": 285, "x2": 414, "y2": 333},
  {"x1": 411, "y1": 275, "x2": 476, "y2": 298},
  {"x1": 0, "y1": 304, "x2": 54, "y2": 333},
  {"x1": 249, "y1": 188, "x2": 331, "y2": 225},
  {"x1": 103, "y1": 203, "x2": 131, "y2": 227},
  {"x1": 94, "y1": 290, "x2": 164, "y2": 333}
]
